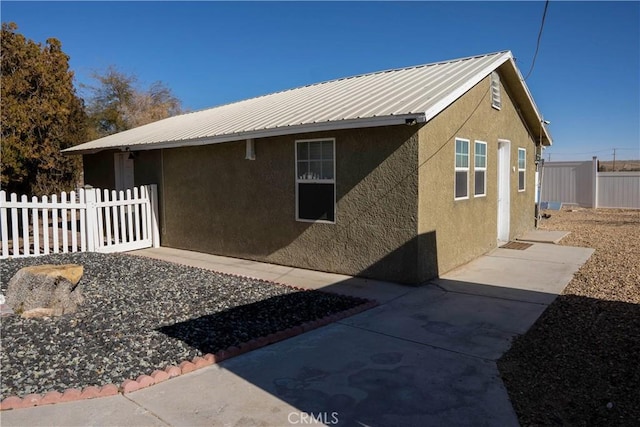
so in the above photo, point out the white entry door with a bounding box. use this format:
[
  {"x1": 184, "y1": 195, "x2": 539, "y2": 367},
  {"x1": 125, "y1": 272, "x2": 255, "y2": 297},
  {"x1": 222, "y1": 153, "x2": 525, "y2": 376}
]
[
  {"x1": 114, "y1": 153, "x2": 135, "y2": 191},
  {"x1": 497, "y1": 140, "x2": 511, "y2": 242}
]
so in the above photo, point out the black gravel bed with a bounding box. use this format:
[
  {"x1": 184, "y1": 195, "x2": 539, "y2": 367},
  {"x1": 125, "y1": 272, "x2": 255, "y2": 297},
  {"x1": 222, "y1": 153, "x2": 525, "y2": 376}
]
[{"x1": 0, "y1": 252, "x2": 366, "y2": 400}]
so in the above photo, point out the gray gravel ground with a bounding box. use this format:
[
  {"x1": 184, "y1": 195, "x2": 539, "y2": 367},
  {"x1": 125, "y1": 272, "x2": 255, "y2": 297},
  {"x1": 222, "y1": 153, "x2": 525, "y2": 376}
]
[{"x1": 0, "y1": 252, "x2": 365, "y2": 400}]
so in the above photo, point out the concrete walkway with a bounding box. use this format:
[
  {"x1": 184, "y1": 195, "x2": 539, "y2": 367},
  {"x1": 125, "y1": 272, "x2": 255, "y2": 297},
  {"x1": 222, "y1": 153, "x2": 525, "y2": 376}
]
[{"x1": 1, "y1": 241, "x2": 594, "y2": 427}]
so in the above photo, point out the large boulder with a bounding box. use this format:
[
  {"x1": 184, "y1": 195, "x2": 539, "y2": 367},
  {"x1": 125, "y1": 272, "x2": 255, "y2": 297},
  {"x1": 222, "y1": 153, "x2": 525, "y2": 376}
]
[{"x1": 5, "y1": 264, "x2": 84, "y2": 318}]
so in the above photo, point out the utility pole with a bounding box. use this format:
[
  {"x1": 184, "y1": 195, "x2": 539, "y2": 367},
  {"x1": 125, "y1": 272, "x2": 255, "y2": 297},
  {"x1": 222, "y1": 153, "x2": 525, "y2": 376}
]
[
  {"x1": 547, "y1": 152, "x2": 551, "y2": 162},
  {"x1": 613, "y1": 148, "x2": 617, "y2": 171}
]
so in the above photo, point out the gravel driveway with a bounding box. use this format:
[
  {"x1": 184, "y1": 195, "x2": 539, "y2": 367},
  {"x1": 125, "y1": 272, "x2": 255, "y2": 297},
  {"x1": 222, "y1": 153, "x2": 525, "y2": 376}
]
[
  {"x1": 0, "y1": 252, "x2": 365, "y2": 400},
  {"x1": 499, "y1": 208, "x2": 640, "y2": 426}
]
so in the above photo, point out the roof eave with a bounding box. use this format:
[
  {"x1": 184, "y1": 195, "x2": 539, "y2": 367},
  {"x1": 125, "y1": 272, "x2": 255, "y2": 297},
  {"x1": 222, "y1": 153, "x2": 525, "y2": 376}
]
[
  {"x1": 62, "y1": 113, "x2": 427, "y2": 155},
  {"x1": 424, "y1": 51, "x2": 514, "y2": 122},
  {"x1": 500, "y1": 59, "x2": 553, "y2": 146}
]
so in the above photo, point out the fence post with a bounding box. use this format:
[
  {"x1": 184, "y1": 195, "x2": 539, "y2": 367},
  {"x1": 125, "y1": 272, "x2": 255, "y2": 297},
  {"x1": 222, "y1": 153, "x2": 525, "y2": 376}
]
[
  {"x1": 84, "y1": 187, "x2": 97, "y2": 252},
  {"x1": 0, "y1": 191, "x2": 8, "y2": 258},
  {"x1": 148, "y1": 184, "x2": 160, "y2": 248},
  {"x1": 592, "y1": 156, "x2": 599, "y2": 209}
]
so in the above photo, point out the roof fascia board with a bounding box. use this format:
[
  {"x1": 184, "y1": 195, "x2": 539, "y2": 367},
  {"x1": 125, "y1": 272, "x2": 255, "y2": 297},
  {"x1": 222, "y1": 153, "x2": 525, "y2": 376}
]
[
  {"x1": 63, "y1": 113, "x2": 426, "y2": 155},
  {"x1": 502, "y1": 58, "x2": 553, "y2": 146},
  {"x1": 422, "y1": 51, "x2": 513, "y2": 123}
]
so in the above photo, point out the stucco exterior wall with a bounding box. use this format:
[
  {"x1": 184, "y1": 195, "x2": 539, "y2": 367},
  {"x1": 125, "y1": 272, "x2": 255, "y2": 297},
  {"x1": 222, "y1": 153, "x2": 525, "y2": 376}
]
[
  {"x1": 133, "y1": 150, "x2": 164, "y2": 233},
  {"x1": 418, "y1": 71, "x2": 537, "y2": 276},
  {"x1": 80, "y1": 70, "x2": 539, "y2": 284},
  {"x1": 161, "y1": 126, "x2": 421, "y2": 283}
]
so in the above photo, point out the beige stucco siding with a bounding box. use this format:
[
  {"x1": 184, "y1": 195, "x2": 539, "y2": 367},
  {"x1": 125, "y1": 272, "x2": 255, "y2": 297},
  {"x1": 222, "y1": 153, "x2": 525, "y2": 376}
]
[
  {"x1": 418, "y1": 72, "x2": 537, "y2": 276},
  {"x1": 81, "y1": 69, "x2": 539, "y2": 284},
  {"x1": 161, "y1": 126, "x2": 422, "y2": 283}
]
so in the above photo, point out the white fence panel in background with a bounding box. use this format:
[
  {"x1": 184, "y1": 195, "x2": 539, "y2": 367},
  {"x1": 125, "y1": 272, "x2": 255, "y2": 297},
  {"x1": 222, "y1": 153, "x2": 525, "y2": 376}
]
[
  {"x1": 541, "y1": 157, "x2": 639, "y2": 209},
  {"x1": 541, "y1": 160, "x2": 594, "y2": 206},
  {"x1": 597, "y1": 172, "x2": 640, "y2": 209}
]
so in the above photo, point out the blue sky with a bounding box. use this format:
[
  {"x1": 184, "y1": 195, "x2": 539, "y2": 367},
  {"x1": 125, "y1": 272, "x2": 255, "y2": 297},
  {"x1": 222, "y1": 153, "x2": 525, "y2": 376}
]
[{"x1": 2, "y1": 1, "x2": 639, "y2": 161}]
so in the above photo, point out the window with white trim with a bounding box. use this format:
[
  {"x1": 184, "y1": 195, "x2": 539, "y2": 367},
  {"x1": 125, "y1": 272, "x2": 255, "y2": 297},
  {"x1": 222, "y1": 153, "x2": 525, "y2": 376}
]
[
  {"x1": 455, "y1": 138, "x2": 469, "y2": 200},
  {"x1": 474, "y1": 141, "x2": 487, "y2": 197},
  {"x1": 491, "y1": 72, "x2": 501, "y2": 110},
  {"x1": 296, "y1": 139, "x2": 335, "y2": 222},
  {"x1": 518, "y1": 148, "x2": 526, "y2": 191}
]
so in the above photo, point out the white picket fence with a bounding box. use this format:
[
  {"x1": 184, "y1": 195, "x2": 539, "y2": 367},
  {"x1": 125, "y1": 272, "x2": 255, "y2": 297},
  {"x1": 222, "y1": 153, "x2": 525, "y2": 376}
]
[{"x1": 0, "y1": 184, "x2": 159, "y2": 259}]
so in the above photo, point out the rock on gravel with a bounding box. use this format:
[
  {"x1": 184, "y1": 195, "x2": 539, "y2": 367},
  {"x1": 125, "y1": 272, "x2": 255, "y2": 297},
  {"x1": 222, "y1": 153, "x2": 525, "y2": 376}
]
[
  {"x1": 0, "y1": 252, "x2": 365, "y2": 400},
  {"x1": 6, "y1": 264, "x2": 85, "y2": 317},
  {"x1": 499, "y1": 208, "x2": 640, "y2": 426}
]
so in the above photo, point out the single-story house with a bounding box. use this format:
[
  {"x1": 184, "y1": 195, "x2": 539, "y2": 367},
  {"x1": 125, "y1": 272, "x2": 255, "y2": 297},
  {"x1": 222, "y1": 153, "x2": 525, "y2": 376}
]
[{"x1": 64, "y1": 50, "x2": 552, "y2": 284}]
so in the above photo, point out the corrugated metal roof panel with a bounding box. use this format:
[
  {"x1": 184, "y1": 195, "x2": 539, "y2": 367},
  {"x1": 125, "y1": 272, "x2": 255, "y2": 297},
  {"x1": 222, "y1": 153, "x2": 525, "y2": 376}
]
[{"x1": 64, "y1": 50, "x2": 550, "y2": 154}]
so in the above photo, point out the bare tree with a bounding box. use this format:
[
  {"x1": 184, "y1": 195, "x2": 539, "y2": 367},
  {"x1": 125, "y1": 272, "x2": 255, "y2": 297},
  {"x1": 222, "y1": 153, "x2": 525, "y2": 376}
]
[{"x1": 84, "y1": 66, "x2": 182, "y2": 138}]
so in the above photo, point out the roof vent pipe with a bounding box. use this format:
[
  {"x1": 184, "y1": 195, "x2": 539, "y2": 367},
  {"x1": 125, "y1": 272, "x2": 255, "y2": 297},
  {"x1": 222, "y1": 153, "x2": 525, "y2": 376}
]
[{"x1": 245, "y1": 139, "x2": 256, "y2": 160}]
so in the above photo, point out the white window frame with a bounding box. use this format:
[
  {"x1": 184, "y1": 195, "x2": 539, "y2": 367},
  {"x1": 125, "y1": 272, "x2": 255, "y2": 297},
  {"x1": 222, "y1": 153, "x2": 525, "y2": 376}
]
[
  {"x1": 491, "y1": 71, "x2": 502, "y2": 110},
  {"x1": 518, "y1": 148, "x2": 526, "y2": 192},
  {"x1": 295, "y1": 138, "x2": 336, "y2": 223},
  {"x1": 454, "y1": 138, "x2": 470, "y2": 200},
  {"x1": 474, "y1": 141, "x2": 487, "y2": 197}
]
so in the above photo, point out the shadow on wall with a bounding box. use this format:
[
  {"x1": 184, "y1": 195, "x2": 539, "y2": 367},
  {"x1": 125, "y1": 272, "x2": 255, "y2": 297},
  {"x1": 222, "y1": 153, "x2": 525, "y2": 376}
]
[
  {"x1": 159, "y1": 125, "x2": 424, "y2": 277},
  {"x1": 356, "y1": 231, "x2": 439, "y2": 285}
]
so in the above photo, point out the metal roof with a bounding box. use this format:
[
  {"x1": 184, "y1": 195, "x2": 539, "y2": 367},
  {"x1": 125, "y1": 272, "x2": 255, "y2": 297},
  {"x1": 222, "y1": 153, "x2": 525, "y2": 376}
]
[{"x1": 64, "y1": 50, "x2": 551, "y2": 154}]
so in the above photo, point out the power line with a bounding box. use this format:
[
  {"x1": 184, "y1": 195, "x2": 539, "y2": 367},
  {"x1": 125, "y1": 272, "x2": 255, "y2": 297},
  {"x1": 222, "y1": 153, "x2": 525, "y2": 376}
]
[
  {"x1": 546, "y1": 149, "x2": 611, "y2": 155},
  {"x1": 524, "y1": 0, "x2": 550, "y2": 81},
  {"x1": 546, "y1": 148, "x2": 639, "y2": 155}
]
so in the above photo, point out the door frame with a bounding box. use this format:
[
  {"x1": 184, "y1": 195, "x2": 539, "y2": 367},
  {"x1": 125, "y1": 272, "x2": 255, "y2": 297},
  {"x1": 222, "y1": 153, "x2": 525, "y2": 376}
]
[
  {"x1": 497, "y1": 139, "x2": 511, "y2": 242},
  {"x1": 114, "y1": 152, "x2": 135, "y2": 191}
]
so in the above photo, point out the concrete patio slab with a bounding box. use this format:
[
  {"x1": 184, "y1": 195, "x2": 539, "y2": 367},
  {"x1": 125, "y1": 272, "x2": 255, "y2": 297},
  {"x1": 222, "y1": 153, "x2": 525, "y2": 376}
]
[
  {"x1": 129, "y1": 323, "x2": 519, "y2": 427},
  {"x1": 3, "y1": 242, "x2": 593, "y2": 426},
  {"x1": 518, "y1": 230, "x2": 570, "y2": 244},
  {"x1": 434, "y1": 243, "x2": 594, "y2": 304},
  {"x1": 490, "y1": 244, "x2": 594, "y2": 265},
  {"x1": 0, "y1": 395, "x2": 167, "y2": 427},
  {"x1": 340, "y1": 285, "x2": 548, "y2": 360}
]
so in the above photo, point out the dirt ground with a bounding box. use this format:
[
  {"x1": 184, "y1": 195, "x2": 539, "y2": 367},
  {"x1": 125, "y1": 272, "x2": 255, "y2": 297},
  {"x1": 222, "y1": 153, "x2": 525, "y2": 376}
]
[
  {"x1": 498, "y1": 208, "x2": 640, "y2": 426},
  {"x1": 598, "y1": 160, "x2": 640, "y2": 172}
]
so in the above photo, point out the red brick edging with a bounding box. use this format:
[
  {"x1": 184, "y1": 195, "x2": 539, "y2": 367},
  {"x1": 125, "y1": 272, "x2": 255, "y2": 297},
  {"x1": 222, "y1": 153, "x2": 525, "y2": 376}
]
[{"x1": 0, "y1": 272, "x2": 378, "y2": 411}]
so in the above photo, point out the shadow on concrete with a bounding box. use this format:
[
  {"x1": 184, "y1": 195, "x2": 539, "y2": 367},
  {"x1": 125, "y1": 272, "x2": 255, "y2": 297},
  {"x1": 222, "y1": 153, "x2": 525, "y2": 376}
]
[
  {"x1": 152, "y1": 274, "x2": 564, "y2": 426},
  {"x1": 154, "y1": 272, "x2": 639, "y2": 425}
]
